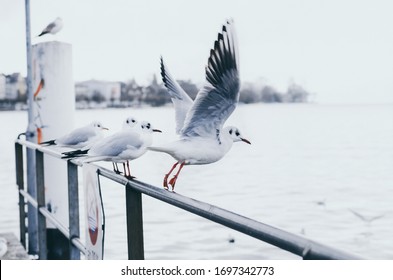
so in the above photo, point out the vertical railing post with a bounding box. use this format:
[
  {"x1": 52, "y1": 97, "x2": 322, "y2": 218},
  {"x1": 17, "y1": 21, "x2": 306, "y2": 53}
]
[
  {"x1": 24, "y1": 0, "x2": 38, "y2": 256},
  {"x1": 67, "y1": 161, "x2": 80, "y2": 260},
  {"x1": 15, "y1": 142, "x2": 26, "y2": 248},
  {"x1": 125, "y1": 185, "x2": 144, "y2": 260},
  {"x1": 35, "y1": 150, "x2": 47, "y2": 260}
]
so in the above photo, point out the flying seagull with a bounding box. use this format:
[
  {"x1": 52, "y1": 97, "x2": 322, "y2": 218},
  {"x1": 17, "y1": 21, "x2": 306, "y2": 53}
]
[
  {"x1": 148, "y1": 19, "x2": 251, "y2": 191},
  {"x1": 348, "y1": 209, "x2": 385, "y2": 224}
]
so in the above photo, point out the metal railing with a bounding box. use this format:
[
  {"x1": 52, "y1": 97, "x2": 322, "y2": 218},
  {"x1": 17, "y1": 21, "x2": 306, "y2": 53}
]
[{"x1": 14, "y1": 138, "x2": 362, "y2": 260}]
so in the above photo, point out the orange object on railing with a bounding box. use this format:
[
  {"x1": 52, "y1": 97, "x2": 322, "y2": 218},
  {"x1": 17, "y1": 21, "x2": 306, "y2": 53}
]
[{"x1": 34, "y1": 78, "x2": 44, "y2": 98}]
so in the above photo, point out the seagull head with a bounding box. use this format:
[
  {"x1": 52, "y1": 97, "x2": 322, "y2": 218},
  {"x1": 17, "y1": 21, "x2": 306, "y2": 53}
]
[
  {"x1": 92, "y1": 121, "x2": 109, "y2": 131},
  {"x1": 54, "y1": 17, "x2": 63, "y2": 26},
  {"x1": 123, "y1": 117, "x2": 138, "y2": 130},
  {"x1": 224, "y1": 126, "x2": 251, "y2": 144},
  {"x1": 140, "y1": 121, "x2": 162, "y2": 133}
]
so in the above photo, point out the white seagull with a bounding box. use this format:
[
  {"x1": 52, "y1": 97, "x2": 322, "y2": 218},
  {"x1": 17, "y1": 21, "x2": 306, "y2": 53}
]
[
  {"x1": 112, "y1": 116, "x2": 139, "y2": 173},
  {"x1": 62, "y1": 116, "x2": 139, "y2": 173},
  {"x1": 122, "y1": 116, "x2": 139, "y2": 130},
  {"x1": 148, "y1": 19, "x2": 251, "y2": 191},
  {"x1": 64, "y1": 120, "x2": 162, "y2": 179},
  {"x1": 41, "y1": 121, "x2": 108, "y2": 148},
  {"x1": 37, "y1": 17, "x2": 63, "y2": 37}
]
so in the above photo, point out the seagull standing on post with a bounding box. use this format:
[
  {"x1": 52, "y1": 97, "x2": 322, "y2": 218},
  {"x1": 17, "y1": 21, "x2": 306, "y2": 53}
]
[
  {"x1": 37, "y1": 17, "x2": 63, "y2": 37},
  {"x1": 149, "y1": 19, "x2": 251, "y2": 191}
]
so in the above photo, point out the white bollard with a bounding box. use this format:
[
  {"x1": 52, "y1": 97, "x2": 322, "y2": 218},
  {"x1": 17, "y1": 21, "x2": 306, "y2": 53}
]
[{"x1": 32, "y1": 41, "x2": 75, "y2": 258}]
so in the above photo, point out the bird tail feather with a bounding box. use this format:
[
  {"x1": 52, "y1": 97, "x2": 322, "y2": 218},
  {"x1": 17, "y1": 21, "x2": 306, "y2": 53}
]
[
  {"x1": 61, "y1": 149, "x2": 88, "y2": 159},
  {"x1": 147, "y1": 146, "x2": 173, "y2": 154},
  {"x1": 40, "y1": 139, "x2": 56, "y2": 146}
]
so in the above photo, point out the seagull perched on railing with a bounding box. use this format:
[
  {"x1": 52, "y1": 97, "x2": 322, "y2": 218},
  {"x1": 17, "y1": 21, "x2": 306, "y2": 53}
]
[
  {"x1": 61, "y1": 116, "x2": 138, "y2": 173},
  {"x1": 63, "y1": 120, "x2": 162, "y2": 179},
  {"x1": 40, "y1": 121, "x2": 108, "y2": 148},
  {"x1": 148, "y1": 19, "x2": 251, "y2": 191},
  {"x1": 37, "y1": 17, "x2": 63, "y2": 37}
]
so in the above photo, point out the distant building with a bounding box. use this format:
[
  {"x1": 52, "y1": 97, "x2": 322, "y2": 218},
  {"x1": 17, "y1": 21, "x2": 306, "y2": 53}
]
[
  {"x1": 122, "y1": 79, "x2": 143, "y2": 99},
  {"x1": 284, "y1": 83, "x2": 309, "y2": 103},
  {"x1": 120, "y1": 79, "x2": 145, "y2": 107},
  {"x1": 75, "y1": 79, "x2": 121, "y2": 102},
  {"x1": 0, "y1": 74, "x2": 6, "y2": 100},
  {"x1": 2, "y1": 73, "x2": 27, "y2": 101},
  {"x1": 142, "y1": 74, "x2": 171, "y2": 106}
]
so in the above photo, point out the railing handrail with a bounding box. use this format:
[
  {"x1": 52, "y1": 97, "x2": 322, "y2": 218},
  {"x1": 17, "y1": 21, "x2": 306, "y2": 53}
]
[
  {"x1": 18, "y1": 189, "x2": 87, "y2": 255},
  {"x1": 15, "y1": 138, "x2": 83, "y2": 166},
  {"x1": 14, "y1": 138, "x2": 362, "y2": 260}
]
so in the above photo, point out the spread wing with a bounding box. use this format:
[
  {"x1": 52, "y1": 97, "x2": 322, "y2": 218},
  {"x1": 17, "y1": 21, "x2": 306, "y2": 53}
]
[
  {"x1": 160, "y1": 56, "x2": 194, "y2": 134},
  {"x1": 181, "y1": 19, "x2": 240, "y2": 139}
]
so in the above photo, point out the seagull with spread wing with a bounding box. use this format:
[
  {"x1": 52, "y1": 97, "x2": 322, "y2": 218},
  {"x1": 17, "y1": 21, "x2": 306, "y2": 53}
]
[{"x1": 149, "y1": 19, "x2": 251, "y2": 191}]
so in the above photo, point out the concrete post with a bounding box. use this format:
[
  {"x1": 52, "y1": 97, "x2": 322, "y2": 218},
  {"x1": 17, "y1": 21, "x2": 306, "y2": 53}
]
[{"x1": 32, "y1": 41, "x2": 75, "y2": 259}]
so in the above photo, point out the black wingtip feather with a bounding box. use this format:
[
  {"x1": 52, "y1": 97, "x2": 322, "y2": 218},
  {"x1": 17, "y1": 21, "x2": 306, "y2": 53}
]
[
  {"x1": 205, "y1": 19, "x2": 238, "y2": 87},
  {"x1": 40, "y1": 139, "x2": 56, "y2": 146},
  {"x1": 61, "y1": 149, "x2": 88, "y2": 158},
  {"x1": 160, "y1": 56, "x2": 168, "y2": 88}
]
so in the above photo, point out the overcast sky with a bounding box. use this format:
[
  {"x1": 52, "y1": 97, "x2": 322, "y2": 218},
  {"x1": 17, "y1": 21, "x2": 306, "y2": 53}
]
[{"x1": 1, "y1": 0, "x2": 393, "y2": 103}]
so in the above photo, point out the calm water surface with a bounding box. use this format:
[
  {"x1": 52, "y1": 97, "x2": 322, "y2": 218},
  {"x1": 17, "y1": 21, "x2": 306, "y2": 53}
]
[{"x1": 1, "y1": 103, "x2": 392, "y2": 259}]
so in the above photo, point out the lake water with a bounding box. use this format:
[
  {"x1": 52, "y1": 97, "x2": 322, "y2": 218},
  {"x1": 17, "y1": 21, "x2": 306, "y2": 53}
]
[{"x1": 1, "y1": 103, "x2": 392, "y2": 259}]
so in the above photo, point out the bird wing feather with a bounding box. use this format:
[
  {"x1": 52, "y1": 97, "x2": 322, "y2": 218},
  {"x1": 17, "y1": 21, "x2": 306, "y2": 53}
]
[
  {"x1": 181, "y1": 19, "x2": 240, "y2": 139},
  {"x1": 160, "y1": 56, "x2": 194, "y2": 134}
]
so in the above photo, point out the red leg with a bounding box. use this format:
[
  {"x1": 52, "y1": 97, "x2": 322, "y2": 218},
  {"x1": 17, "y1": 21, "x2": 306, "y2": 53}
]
[
  {"x1": 126, "y1": 161, "x2": 135, "y2": 179},
  {"x1": 164, "y1": 162, "x2": 179, "y2": 190},
  {"x1": 123, "y1": 162, "x2": 128, "y2": 177},
  {"x1": 168, "y1": 162, "x2": 185, "y2": 191},
  {"x1": 113, "y1": 162, "x2": 121, "y2": 174},
  {"x1": 122, "y1": 161, "x2": 134, "y2": 179}
]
